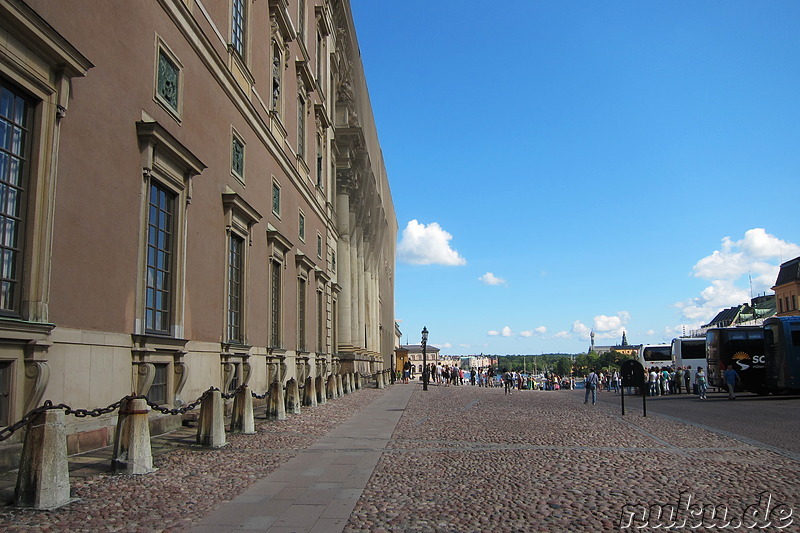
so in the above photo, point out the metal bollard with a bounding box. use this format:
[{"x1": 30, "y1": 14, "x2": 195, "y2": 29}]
[
  {"x1": 15, "y1": 409, "x2": 72, "y2": 509},
  {"x1": 112, "y1": 398, "x2": 156, "y2": 474}
]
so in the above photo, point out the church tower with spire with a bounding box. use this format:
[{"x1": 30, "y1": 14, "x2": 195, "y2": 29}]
[{"x1": 621, "y1": 330, "x2": 628, "y2": 346}]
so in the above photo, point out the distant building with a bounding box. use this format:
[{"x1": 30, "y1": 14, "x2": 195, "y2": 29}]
[
  {"x1": 401, "y1": 344, "x2": 441, "y2": 374},
  {"x1": 773, "y1": 256, "x2": 800, "y2": 316},
  {"x1": 702, "y1": 295, "x2": 776, "y2": 329},
  {"x1": 589, "y1": 329, "x2": 639, "y2": 356}
]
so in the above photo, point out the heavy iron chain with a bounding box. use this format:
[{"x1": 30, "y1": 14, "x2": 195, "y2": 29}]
[{"x1": 0, "y1": 376, "x2": 347, "y2": 442}]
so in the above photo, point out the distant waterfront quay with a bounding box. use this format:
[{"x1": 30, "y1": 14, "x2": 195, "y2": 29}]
[{"x1": 0, "y1": 385, "x2": 797, "y2": 532}]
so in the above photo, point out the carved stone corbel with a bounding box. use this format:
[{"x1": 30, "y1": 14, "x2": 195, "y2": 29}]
[
  {"x1": 242, "y1": 361, "x2": 252, "y2": 386},
  {"x1": 221, "y1": 362, "x2": 235, "y2": 392},
  {"x1": 173, "y1": 361, "x2": 188, "y2": 405},
  {"x1": 135, "y1": 362, "x2": 156, "y2": 397},
  {"x1": 23, "y1": 361, "x2": 50, "y2": 413}
]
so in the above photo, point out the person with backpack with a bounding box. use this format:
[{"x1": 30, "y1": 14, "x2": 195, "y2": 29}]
[{"x1": 584, "y1": 369, "x2": 599, "y2": 405}]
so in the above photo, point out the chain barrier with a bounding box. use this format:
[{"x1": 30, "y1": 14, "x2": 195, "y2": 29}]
[{"x1": 0, "y1": 372, "x2": 367, "y2": 442}]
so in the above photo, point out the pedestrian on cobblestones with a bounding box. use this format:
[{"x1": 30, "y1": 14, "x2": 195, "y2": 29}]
[
  {"x1": 724, "y1": 365, "x2": 740, "y2": 400},
  {"x1": 674, "y1": 367, "x2": 684, "y2": 394},
  {"x1": 695, "y1": 366, "x2": 707, "y2": 399},
  {"x1": 584, "y1": 369, "x2": 599, "y2": 404},
  {"x1": 684, "y1": 366, "x2": 692, "y2": 394}
]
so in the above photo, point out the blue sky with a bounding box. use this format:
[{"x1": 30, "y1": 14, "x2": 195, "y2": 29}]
[{"x1": 350, "y1": 1, "x2": 800, "y2": 355}]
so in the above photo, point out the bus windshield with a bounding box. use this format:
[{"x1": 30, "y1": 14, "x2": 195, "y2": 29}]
[{"x1": 642, "y1": 346, "x2": 671, "y2": 362}]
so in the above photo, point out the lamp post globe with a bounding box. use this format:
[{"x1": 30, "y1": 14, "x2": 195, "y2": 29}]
[{"x1": 422, "y1": 326, "x2": 428, "y2": 391}]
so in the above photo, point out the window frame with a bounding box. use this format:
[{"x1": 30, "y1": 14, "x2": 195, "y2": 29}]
[
  {"x1": 144, "y1": 182, "x2": 176, "y2": 335},
  {"x1": 153, "y1": 37, "x2": 183, "y2": 122},
  {"x1": 231, "y1": 128, "x2": 246, "y2": 184},
  {"x1": 222, "y1": 191, "x2": 262, "y2": 347},
  {"x1": 271, "y1": 179, "x2": 281, "y2": 218},
  {"x1": 298, "y1": 209, "x2": 306, "y2": 242},
  {"x1": 231, "y1": 0, "x2": 247, "y2": 59},
  {"x1": 0, "y1": 81, "x2": 32, "y2": 317},
  {"x1": 136, "y1": 121, "x2": 205, "y2": 339}
]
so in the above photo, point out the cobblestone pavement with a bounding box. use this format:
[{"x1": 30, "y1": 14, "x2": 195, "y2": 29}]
[
  {"x1": 345, "y1": 385, "x2": 799, "y2": 532},
  {"x1": 0, "y1": 384, "x2": 798, "y2": 532},
  {"x1": 0, "y1": 388, "x2": 387, "y2": 532}
]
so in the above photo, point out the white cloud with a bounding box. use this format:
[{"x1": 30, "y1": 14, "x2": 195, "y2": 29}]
[
  {"x1": 675, "y1": 228, "x2": 798, "y2": 325},
  {"x1": 479, "y1": 272, "x2": 506, "y2": 285},
  {"x1": 458, "y1": 343, "x2": 470, "y2": 348},
  {"x1": 588, "y1": 312, "x2": 631, "y2": 340},
  {"x1": 646, "y1": 329, "x2": 655, "y2": 335},
  {"x1": 501, "y1": 326, "x2": 513, "y2": 337},
  {"x1": 397, "y1": 219, "x2": 466, "y2": 266},
  {"x1": 572, "y1": 321, "x2": 592, "y2": 340},
  {"x1": 434, "y1": 342, "x2": 452, "y2": 349},
  {"x1": 554, "y1": 331, "x2": 572, "y2": 339},
  {"x1": 520, "y1": 326, "x2": 546, "y2": 338}
]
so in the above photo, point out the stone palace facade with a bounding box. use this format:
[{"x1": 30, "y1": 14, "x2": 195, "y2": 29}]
[{"x1": 0, "y1": 0, "x2": 396, "y2": 466}]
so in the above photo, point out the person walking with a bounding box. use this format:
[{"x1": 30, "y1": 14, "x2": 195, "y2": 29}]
[
  {"x1": 724, "y1": 365, "x2": 740, "y2": 400},
  {"x1": 695, "y1": 366, "x2": 707, "y2": 400},
  {"x1": 584, "y1": 369, "x2": 599, "y2": 405},
  {"x1": 402, "y1": 360, "x2": 411, "y2": 384},
  {"x1": 684, "y1": 366, "x2": 692, "y2": 394}
]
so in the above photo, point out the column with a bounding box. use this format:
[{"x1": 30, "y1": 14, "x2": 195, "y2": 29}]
[{"x1": 336, "y1": 192, "x2": 352, "y2": 349}]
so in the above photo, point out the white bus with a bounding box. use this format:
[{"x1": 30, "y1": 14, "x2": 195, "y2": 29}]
[
  {"x1": 638, "y1": 344, "x2": 673, "y2": 369},
  {"x1": 671, "y1": 337, "x2": 706, "y2": 375}
]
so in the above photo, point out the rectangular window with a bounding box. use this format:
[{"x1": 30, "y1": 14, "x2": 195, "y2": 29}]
[
  {"x1": 297, "y1": 94, "x2": 305, "y2": 159},
  {"x1": 316, "y1": 134, "x2": 323, "y2": 188},
  {"x1": 317, "y1": 289, "x2": 324, "y2": 353},
  {"x1": 298, "y1": 0, "x2": 306, "y2": 41},
  {"x1": 316, "y1": 234, "x2": 322, "y2": 258},
  {"x1": 228, "y1": 234, "x2": 244, "y2": 343},
  {"x1": 316, "y1": 30, "x2": 323, "y2": 83},
  {"x1": 231, "y1": 0, "x2": 246, "y2": 57},
  {"x1": 0, "y1": 84, "x2": 29, "y2": 315},
  {"x1": 147, "y1": 363, "x2": 169, "y2": 405},
  {"x1": 145, "y1": 183, "x2": 175, "y2": 334},
  {"x1": 157, "y1": 49, "x2": 179, "y2": 112},
  {"x1": 298, "y1": 211, "x2": 305, "y2": 242},
  {"x1": 270, "y1": 260, "x2": 281, "y2": 347},
  {"x1": 231, "y1": 135, "x2": 244, "y2": 180},
  {"x1": 793, "y1": 295, "x2": 797, "y2": 311},
  {"x1": 272, "y1": 182, "x2": 281, "y2": 217},
  {"x1": 779, "y1": 298, "x2": 784, "y2": 314},
  {"x1": 298, "y1": 278, "x2": 306, "y2": 351},
  {"x1": 332, "y1": 251, "x2": 336, "y2": 273}
]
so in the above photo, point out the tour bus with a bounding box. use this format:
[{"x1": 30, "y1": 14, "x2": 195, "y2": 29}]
[
  {"x1": 763, "y1": 316, "x2": 800, "y2": 393},
  {"x1": 706, "y1": 326, "x2": 765, "y2": 393},
  {"x1": 671, "y1": 337, "x2": 707, "y2": 375},
  {"x1": 638, "y1": 344, "x2": 673, "y2": 370}
]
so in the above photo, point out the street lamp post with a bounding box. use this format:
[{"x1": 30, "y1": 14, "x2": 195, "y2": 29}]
[{"x1": 422, "y1": 326, "x2": 429, "y2": 391}]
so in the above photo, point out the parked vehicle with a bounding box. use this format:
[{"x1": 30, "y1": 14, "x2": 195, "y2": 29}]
[
  {"x1": 672, "y1": 337, "x2": 706, "y2": 375},
  {"x1": 706, "y1": 326, "x2": 765, "y2": 394},
  {"x1": 638, "y1": 344, "x2": 672, "y2": 369},
  {"x1": 763, "y1": 316, "x2": 800, "y2": 393}
]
